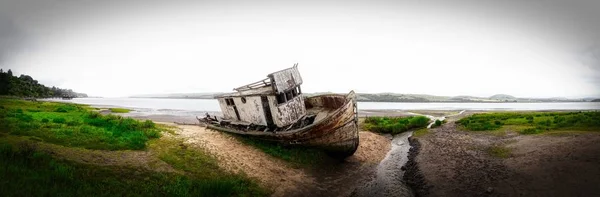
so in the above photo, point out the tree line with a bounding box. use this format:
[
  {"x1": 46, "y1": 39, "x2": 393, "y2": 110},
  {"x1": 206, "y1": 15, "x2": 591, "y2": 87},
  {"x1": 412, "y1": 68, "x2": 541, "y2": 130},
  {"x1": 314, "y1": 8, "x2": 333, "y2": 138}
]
[{"x1": 0, "y1": 69, "x2": 87, "y2": 98}]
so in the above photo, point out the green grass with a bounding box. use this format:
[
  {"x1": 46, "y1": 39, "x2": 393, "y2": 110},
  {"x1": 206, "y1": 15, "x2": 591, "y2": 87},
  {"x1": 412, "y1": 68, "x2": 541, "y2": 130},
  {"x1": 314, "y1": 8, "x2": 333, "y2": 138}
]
[
  {"x1": 456, "y1": 111, "x2": 600, "y2": 135},
  {"x1": 150, "y1": 138, "x2": 268, "y2": 196},
  {"x1": 487, "y1": 145, "x2": 511, "y2": 158},
  {"x1": 430, "y1": 119, "x2": 447, "y2": 128},
  {"x1": 412, "y1": 128, "x2": 429, "y2": 137},
  {"x1": 0, "y1": 140, "x2": 268, "y2": 197},
  {"x1": 109, "y1": 108, "x2": 131, "y2": 113},
  {"x1": 0, "y1": 98, "x2": 162, "y2": 150},
  {"x1": 235, "y1": 136, "x2": 329, "y2": 167},
  {"x1": 363, "y1": 116, "x2": 430, "y2": 134}
]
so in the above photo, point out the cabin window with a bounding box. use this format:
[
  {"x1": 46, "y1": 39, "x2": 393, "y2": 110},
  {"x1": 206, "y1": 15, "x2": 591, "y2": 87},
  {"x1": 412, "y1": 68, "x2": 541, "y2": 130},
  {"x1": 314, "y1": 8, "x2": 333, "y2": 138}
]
[
  {"x1": 226, "y1": 98, "x2": 235, "y2": 106},
  {"x1": 276, "y1": 92, "x2": 286, "y2": 104},
  {"x1": 277, "y1": 85, "x2": 303, "y2": 105},
  {"x1": 241, "y1": 97, "x2": 247, "y2": 103}
]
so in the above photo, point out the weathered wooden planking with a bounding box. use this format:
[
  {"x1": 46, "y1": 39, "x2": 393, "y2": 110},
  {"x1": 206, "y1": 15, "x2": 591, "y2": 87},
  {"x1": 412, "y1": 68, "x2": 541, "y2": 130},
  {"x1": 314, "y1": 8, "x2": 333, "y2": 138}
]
[
  {"x1": 268, "y1": 64, "x2": 303, "y2": 93},
  {"x1": 207, "y1": 91, "x2": 359, "y2": 158}
]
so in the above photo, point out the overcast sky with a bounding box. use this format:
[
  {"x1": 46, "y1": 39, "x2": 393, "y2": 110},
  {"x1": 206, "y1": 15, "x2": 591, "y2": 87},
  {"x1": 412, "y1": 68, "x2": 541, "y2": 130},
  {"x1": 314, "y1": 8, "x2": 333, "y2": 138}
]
[{"x1": 1, "y1": 0, "x2": 599, "y2": 98}]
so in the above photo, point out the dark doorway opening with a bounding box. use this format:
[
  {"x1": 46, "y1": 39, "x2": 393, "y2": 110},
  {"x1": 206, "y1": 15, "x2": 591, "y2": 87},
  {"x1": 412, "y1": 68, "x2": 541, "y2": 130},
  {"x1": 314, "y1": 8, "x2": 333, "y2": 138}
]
[{"x1": 261, "y1": 96, "x2": 275, "y2": 128}]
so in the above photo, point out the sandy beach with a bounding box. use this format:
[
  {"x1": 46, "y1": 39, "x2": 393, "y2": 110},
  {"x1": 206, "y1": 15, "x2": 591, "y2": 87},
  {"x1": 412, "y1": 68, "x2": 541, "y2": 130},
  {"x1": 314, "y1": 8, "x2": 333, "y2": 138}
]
[{"x1": 151, "y1": 121, "x2": 392, "y2": 197}]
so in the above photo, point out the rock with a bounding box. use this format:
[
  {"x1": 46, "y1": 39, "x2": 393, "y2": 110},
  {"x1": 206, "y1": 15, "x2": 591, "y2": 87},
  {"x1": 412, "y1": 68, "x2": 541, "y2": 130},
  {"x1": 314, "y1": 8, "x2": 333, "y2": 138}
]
[{"x1": 486, "y1": 187, "x2": 494, "y2": 193}]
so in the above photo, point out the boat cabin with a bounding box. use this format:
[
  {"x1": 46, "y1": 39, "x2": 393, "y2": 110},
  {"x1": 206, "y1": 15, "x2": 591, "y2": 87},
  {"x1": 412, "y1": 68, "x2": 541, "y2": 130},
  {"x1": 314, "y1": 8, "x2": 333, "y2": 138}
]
[{"x1": 214, "y1": 64, "x2": 306, "y2": 128}]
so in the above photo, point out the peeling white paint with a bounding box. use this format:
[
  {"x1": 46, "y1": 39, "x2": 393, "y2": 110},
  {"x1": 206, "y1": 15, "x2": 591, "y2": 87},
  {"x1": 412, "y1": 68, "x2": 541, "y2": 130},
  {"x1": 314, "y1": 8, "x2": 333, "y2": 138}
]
[
  {"x1": 217, "y1": 98, "x2": 237, "y2": 120},
  {"x1": 217, "y1": 96, "x2": 267, "y2": 126},
  {"x1": 267, "y1": 95, "x2": 306, "y2": 127},
  {"x1": 214, "y1": 65, "x2": 306, "y2": 127}
]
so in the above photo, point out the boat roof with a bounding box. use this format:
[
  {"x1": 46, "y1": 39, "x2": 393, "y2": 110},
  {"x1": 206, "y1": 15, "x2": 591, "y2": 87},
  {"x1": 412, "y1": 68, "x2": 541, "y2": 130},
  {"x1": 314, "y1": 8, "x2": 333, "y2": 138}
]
[
  {"x1": 216, "y1": 64, "x2": 303, "y2": 98},
  {"x1": 268, "y1": 64, "x2": 303, "y2": 93},
  {"x1": 215, "y1": 86, "x2": 273, "y2": 98}
]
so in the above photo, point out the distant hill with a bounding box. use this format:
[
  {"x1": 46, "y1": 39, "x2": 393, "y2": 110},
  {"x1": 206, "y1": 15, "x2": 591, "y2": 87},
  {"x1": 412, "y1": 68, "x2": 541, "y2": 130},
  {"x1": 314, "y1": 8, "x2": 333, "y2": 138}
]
[
  {"x1": 592, "y1": 99, "x2": 600, "y2": 102},
  {"x1": 0, "y1": 69, "x2": 87, "y2": 98},
  {"x1": 489, "y1": 94, "x2": 516, "y2": 100},
  {"x1": 356, "y1": 93, "x2": 450, "y2": 102}
]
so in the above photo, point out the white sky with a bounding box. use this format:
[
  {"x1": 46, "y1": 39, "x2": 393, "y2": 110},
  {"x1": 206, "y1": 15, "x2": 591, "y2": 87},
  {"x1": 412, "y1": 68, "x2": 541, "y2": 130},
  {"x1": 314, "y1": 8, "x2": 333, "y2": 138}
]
[{"x1": 1, "y1": 0, "x2": 599, "y2": 98}]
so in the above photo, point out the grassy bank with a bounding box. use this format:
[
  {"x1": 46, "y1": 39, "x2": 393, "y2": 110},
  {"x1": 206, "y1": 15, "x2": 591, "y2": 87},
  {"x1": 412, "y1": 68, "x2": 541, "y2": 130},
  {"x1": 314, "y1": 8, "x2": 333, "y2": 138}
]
[
  {"x1": 0, "y1": 140, "x2": 267, "y2": 196},
  {"x1": 109, "y1": 108, "x2": 131, "y2": 113},
  {"x1": 430, "y1": 119, "x2": 446, "y2": 128},
  {"x1": 0, "y1": 98, "x2": 160, "y2": 150},
  {"x1": 0, "y1": 98, "x2": 269, "y2": 196},
  {"x1": 457, "y1": 111, "x2": 600, "y2": 134},
  {"x1": 413, "y1": 128, "x2": 429, "y2": 137},
  {"x1": 363, "y1": 116, "x2": 430, "y2": 134}
]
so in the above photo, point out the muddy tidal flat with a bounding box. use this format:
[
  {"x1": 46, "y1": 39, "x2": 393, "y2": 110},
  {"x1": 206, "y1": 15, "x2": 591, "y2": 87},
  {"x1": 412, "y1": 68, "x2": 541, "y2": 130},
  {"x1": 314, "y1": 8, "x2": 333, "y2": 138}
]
[
  {"x1": 130, "y1": 110, "x2": 600, "y2": 197},
  {"x1": 410, "y1": 111, "x2": 600, "y2": 197}
]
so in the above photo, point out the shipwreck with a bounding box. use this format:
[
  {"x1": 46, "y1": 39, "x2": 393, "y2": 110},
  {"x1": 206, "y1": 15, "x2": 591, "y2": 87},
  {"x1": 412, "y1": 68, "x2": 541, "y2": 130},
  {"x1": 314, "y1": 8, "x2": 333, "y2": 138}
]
[{"x1": 200, "y1": 64, "x2": 359, "y2": 158}]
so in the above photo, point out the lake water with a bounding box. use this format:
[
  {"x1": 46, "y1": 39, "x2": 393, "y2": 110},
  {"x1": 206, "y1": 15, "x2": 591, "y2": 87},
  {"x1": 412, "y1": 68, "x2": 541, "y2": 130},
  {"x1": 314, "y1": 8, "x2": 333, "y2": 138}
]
[{"x1": 49, "y1": 98, "x2": 600, "y2": 117}]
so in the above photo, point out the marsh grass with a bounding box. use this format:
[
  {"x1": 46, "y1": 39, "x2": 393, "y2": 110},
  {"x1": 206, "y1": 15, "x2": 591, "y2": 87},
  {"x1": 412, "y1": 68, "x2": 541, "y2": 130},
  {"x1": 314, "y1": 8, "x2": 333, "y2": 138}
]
[
  {"x1": 363, "y1": 116, "x2": 430, "y2": 134},
  {"x1": 456, "y1": 111, "x2": 600, "y2": 135},
  {"x1": 434, "y1": 119, "x2": 442, "y2": 127},
  {"x1": 412, "y1": 128, "x2": 429, "y2": 137},
  {"x1": 150, "y1": 139, "x2": 268, "y2": 196},
  {"x1": 109, "y1": 108, "x2": 131, "y2": 113},
  {"x1": 0, "y1": 98, "x2": 161, "y2": 150},
  {"x1": 0, "y1": 141, "x2": 268, "y2": 197},
  {"x1": 430, "y1": 119, "x2": 447, "y2": 128}
]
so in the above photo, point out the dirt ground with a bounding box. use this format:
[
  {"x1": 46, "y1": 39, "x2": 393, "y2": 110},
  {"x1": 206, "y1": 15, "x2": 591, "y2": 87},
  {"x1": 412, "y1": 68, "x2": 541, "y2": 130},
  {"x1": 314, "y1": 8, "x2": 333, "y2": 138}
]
[
  {"x1": 46, "y1": 111, "x2": 600, "y2": 197},
  {"x1": 171, "y1": 124, "x2": 391, "y2": 197},
  {"x1": 16, "y1": 120, "x2": 391, "y2": 197},
  {"x1": 413, "y1": 112, "x2": 600, "y2": 197}
]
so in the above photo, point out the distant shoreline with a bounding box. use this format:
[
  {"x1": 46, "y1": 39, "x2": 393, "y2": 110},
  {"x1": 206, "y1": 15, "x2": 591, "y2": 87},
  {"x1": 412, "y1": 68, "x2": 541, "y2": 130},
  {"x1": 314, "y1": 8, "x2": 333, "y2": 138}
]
[{"x1": 127, "y1": 96, "x2": 596, "y2": 103}]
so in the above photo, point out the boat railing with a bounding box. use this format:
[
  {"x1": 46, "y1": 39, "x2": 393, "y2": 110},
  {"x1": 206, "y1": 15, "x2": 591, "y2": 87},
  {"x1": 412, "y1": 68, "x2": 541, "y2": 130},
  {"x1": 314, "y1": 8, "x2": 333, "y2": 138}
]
[{"x1": 233, "y1": 78, "x2": 272, "y2": 92}]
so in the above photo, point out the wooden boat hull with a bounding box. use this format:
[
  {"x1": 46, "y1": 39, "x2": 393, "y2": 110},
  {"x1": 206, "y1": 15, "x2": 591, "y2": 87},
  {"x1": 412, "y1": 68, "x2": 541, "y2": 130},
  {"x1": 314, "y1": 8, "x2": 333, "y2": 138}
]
[{"x1": 207, "y1": 91, "x2": 359, "y2": 158}]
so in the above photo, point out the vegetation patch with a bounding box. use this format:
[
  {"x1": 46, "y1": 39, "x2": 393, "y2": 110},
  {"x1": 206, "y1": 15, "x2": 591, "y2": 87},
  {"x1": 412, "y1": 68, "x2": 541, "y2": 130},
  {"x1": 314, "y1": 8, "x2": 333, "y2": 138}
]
[
  {"x1": 0, "y1": 69, "x2": 86, "y2": 98},
  {"x1": 235, "y1": 136, "x2": 329, "y2": 167},
  {"x1": 412, "y1": 128, "x2": 429, "y2": 137},
  {"x1": 0, "y1": 141, "x2": 268, "y2": 197},
  {"x1": 430, "y1": 119, "x2": 447, "y2": 128},
  {"x1": 150, "y1": 139, "x2": 268, "y2": 196},
  {"x1": 0, "y1": 98, "x2": 161, "y2": 150},
  {"x1": 487, "y1": 145, "x2": 511, "y2": 158},
  {"x1": 456, "y1": 111, "x2": 600, "y2": 134},
  {"x1": 363, "y1": 116, "x2": 430, "y2": 134},
  {"x1": 109, "y1": 108, "x2": 131, "y2": 113}
]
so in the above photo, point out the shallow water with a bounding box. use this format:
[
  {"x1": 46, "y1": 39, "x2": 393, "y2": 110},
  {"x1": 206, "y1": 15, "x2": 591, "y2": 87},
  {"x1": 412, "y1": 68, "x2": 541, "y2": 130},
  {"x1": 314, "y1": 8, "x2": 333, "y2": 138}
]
[
  {"x1": 353, "y1": 131, "x2": 414, "y2": 197},
  {"x1": 358, "y1": 110, "x2": 466, "y2": 196},
  {"x1": 359, "y1": 102, "x2": 600, "y2": 111},
  {"x1": 48, "y1": 98, "x2": 600, "y2": 118}
]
